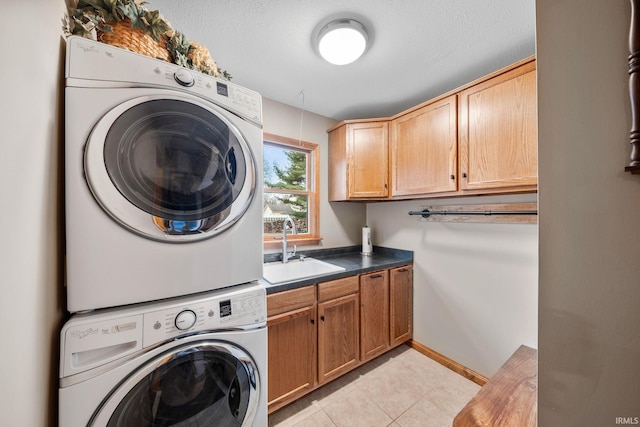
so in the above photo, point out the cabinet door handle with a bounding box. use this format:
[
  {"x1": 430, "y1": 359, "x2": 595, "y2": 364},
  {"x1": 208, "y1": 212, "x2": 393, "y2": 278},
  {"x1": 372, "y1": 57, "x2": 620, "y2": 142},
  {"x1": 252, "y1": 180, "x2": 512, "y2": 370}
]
[
  {"x1": 462, "y1": 172, "x2": 467, "y2": 178},
  {"x1": 310, "y1": 319, "x2": 315, "y2": 325},
  {"x1": 398, "y1": 268, "x2": 409, "y2": 272},
  {"x1": 450, "y1": 174, "x2": 455, "y2": 180},
  {"x1": 321, "y1": 315, "x2": 325, "y2": 321},
  {"x1": 370, "y1": 274, "x2": 383, "y2": 279}
]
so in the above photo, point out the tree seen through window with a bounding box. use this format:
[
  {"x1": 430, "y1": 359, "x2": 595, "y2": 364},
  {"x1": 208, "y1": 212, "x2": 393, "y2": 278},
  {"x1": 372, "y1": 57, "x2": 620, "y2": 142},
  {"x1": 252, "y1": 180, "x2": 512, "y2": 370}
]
[{"x1": 263, "y1": 135, "x2": 319, "y2": 245}]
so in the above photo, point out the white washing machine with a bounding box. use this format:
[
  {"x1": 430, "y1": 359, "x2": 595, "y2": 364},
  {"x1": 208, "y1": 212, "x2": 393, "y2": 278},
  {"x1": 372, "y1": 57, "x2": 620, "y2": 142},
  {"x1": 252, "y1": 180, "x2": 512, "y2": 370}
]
[
  {"x1": 59, "y1": 281, "x2": 267, "y2": 427},
  {"x1": 65, "y1": 36, "x2": 263, "y2": 312}
]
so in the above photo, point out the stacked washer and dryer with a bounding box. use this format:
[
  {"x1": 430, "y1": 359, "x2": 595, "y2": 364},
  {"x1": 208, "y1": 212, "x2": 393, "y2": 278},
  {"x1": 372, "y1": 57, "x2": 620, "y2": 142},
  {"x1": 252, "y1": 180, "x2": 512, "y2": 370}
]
[{"x1": 60, "y1": 36, "x2": 267, "y2": 426}]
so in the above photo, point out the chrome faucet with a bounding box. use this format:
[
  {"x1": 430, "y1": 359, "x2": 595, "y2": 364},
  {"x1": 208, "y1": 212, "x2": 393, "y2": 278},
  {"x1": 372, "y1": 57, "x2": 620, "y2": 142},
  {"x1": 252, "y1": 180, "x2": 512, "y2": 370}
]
[{"x1": 282, "y1": 216, "x2": 297, "y2": 263}]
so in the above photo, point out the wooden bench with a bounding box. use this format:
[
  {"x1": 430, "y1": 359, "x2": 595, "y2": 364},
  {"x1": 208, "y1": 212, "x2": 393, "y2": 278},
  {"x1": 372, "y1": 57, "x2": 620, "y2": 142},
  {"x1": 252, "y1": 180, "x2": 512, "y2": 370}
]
[{"x1": 453, "y1": 345, "x2": 537, "y2": 427}]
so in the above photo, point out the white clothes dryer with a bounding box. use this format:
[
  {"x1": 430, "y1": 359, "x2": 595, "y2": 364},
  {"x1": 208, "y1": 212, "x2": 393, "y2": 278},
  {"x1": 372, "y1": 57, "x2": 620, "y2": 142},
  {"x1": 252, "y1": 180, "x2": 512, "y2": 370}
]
[
  {"x1": 64, "y1": 36, "x2": 264, "y2": 312},
  {"x1": 59, "y1": 281, "x2": 267, "y2": 427}
]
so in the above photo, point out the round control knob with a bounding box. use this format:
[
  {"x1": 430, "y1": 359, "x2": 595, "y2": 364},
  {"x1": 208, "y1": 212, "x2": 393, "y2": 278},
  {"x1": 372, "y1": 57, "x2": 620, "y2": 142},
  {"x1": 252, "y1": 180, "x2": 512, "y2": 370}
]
[
  {"x1": 175, "y1": 310, "x2": 197, "y2": 330},
  {"x1": 174, "y1": 68, "x2": 195, "y2": 87}
]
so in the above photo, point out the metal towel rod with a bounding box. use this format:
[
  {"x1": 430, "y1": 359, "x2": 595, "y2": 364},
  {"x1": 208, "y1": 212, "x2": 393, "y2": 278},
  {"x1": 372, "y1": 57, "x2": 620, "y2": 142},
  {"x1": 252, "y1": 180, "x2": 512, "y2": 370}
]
[{"x1": 408, "y1": 209, "x2": 538, "y2": 219}]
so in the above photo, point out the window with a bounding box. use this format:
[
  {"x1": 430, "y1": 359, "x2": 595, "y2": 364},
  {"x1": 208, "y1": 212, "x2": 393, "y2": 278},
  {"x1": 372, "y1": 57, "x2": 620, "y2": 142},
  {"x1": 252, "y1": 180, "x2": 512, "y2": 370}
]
[{"x1": 263, "y1": 133, "x2": 321, "y2": 249}]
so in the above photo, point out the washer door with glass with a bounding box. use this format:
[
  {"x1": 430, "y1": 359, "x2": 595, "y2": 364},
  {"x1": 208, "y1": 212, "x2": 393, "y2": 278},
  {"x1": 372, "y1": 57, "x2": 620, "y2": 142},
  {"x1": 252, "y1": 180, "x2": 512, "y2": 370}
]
[
  {"x1": 90, "y1": 341, "x2": 260, "y2": 427},
  {"x1": 84, "y1": 94, "x2": 256, "y2": 242}
]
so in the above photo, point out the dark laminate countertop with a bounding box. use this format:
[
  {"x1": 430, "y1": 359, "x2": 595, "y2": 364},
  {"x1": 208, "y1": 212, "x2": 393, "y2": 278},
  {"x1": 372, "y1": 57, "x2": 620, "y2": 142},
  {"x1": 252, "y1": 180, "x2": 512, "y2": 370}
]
[{"x1": 263, "y1": 246, "x2": 413, "y2": 294}]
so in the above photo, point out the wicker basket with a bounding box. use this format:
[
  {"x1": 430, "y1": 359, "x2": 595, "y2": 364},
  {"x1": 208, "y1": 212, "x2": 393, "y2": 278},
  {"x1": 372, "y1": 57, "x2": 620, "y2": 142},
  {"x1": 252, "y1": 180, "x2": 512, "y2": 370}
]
[{"x1": 98, "y1": 20, "x2": 171, "y2": 62}]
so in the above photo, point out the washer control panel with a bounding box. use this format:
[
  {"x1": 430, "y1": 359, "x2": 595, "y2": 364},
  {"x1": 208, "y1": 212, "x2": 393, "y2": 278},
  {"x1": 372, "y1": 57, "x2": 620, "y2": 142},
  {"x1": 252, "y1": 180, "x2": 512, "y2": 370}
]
[
  {"x1": 142, "y1": 285, "x2": 266, "y2": 348},
  {"x1": 61, "y1": 314, "x2": 144, "y2": 378},
  {"x1": 60, "y1": 282, "x2": 266, "y2": 378},
  {"x1": 174, "y1": 309, "x2": 197, "y2": 330}
]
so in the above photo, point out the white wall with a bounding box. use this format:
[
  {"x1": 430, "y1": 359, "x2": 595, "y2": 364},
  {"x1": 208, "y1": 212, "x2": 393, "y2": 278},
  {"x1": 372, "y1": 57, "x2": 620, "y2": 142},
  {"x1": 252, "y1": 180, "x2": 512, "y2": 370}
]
[
  {"x1": 367, "y1": 194, "x2": 538, "y2": 377},
  {"x1": 537, "y1": 1, "x2": 640, "y2": 424},
  {"x1": 0, "y1": 2, "x2": 67, "y2": 426},
  {"x1": 262, "y1": 98, "x2": 366, "y2": 251}
]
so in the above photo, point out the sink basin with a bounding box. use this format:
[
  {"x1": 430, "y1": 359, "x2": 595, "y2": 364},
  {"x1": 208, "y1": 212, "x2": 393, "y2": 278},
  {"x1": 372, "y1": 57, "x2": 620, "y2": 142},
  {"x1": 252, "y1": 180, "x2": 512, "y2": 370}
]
[{"x1": 263, "y1": 257, "x2": 345, "y2": 285}]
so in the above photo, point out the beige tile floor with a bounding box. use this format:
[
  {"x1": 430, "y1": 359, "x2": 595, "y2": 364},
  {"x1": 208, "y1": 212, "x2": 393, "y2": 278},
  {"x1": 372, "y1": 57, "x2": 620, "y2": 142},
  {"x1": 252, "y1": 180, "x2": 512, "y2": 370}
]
[{"x1": 268, "y1": 345, "x2": 481, "y2": 427}]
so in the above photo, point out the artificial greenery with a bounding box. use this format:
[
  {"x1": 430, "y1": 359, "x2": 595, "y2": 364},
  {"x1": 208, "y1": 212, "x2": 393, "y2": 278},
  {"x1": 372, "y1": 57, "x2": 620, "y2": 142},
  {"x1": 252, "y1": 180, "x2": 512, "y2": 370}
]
[
  {"x1": 68, "y1": 0, "x2": 170, "y2": 42},
  {"x1": 166, "y1": 30, "x2": 192, "y2": 68}
]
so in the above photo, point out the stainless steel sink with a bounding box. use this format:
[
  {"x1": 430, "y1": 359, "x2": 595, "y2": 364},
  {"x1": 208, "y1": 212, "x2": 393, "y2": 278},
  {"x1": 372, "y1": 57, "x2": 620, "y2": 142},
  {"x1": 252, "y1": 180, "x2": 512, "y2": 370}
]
[{"x1": 263, "y1": 257, "x2": 345, "y2": 285}]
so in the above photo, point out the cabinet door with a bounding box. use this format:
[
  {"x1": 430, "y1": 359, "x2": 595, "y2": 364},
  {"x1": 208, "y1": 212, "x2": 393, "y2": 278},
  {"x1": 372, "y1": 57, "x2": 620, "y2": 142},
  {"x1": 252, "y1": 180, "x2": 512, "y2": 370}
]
[
  {"x1": 347, "y1": 122, "x2": 389, "y2": 199},
  {"x1": 318, "y1": 293, "x2": 360, "y2": 384},
  {"x1": 360, "y1": 270, "x2": 390, "y2": 362},
  {"x1": 328, "y1": 124, "x2": 348, "y2": 201},
  {"x1": 391, "y1": 95, "x2": 458, "y2": 197},
  {"x1": 390, "y1": 266, "x2": 413, "y2": 347},
  {"x1": 458, "y1": 61, "x2": 537, "y2": 194},
  {"x1": 267, "y1": 305, "x2": 316, "y2": 412}
]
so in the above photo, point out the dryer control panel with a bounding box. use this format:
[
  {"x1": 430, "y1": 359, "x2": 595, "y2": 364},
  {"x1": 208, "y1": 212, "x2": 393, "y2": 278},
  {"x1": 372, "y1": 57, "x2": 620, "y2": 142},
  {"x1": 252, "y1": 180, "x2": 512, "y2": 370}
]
[{"x1": 65, "y1": 36, "x2": 262, "y2": 126}]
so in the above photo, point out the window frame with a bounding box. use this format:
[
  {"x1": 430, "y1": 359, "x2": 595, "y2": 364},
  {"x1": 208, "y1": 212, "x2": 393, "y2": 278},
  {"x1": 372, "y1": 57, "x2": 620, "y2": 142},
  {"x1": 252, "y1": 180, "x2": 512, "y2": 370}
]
[{"x1": 262, "y1": 133, "x2": 321, "y2": 249}]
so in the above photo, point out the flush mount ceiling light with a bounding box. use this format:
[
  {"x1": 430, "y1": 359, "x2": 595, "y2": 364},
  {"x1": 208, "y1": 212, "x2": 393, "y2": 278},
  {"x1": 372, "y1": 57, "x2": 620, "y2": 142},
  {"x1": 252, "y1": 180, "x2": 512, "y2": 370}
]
[{"x1": 317, "y1": 19, "x2": 368, "y2": 65}]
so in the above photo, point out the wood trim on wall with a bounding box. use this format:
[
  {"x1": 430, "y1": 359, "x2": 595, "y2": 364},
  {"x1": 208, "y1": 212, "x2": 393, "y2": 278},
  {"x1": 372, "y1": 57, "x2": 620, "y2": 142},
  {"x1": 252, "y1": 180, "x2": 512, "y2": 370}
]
[
  {"x1": 412, "y1": 202, "x2": 538, "y2": 225},
  {"x1": 627, "y1": 0, "x2": 640, "y2": 173},
  {"x1": 408, "y1": 340, "x2": 489, "y2": 386}
]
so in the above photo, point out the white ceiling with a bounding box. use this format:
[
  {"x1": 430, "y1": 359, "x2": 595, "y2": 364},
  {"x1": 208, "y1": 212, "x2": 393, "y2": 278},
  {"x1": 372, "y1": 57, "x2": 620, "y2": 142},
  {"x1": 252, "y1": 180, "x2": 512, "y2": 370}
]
[{"x1": 147, "y1": 0, "x2": 536, "y2": 121}]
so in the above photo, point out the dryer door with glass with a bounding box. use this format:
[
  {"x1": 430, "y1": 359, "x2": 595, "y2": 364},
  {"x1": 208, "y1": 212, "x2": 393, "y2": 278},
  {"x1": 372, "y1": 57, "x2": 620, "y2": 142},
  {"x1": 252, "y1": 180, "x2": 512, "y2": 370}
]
[
  {"x1": 84, "y1": 94, "x2": 256, "y2": 242},
  {"x1": 90, "y1": 341, "x2": 260, "y2": 427}
]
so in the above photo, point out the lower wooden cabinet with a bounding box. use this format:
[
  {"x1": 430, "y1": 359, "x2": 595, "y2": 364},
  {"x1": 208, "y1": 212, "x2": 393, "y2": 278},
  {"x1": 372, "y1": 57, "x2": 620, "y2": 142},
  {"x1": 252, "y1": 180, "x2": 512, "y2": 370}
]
[
  {"x1": 317, "y1": 276, "x2": 360, "y2": 384},
  {"x1": 390, "y1": 266, "x2": 413, "y2": 346},
  {"x1": 267, "y1": 265, "x2": 412, "y2": 413},
  {"x1": 267, "y1": 286, "x2": 316, "y2": 413},
  {"x1": 360, "y1": 270, "x2": 390, "y2": 362}
]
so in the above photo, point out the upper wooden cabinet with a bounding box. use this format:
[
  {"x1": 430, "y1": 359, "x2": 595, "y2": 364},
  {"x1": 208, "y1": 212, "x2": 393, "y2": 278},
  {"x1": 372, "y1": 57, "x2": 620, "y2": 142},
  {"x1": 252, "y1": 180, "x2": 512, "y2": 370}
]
[
  {"x1": 328, "y1": 120, "x2": 389, "y2": 201},
  {"x1": 458, "y1": 60, "x2": 538, "y2": 194},
  {"x1": 327, "y1": 57, "x2": 537, "y2": 201},
  {"x1": 390, "y1": 95, "x2": 458, "y2": 197}
]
